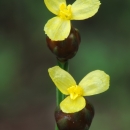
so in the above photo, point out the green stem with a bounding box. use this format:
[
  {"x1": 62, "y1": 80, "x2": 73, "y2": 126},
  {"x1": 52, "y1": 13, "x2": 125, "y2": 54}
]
[
  {"x1": 55, "y1": 60, "x2": 69, "y2": 130},
  {"x1": 57, "y1": 60, "x2": 69, "y2": 71}
]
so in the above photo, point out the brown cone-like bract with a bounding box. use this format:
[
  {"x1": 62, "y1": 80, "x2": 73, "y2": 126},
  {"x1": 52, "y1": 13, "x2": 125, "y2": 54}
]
[
  {"x1": 55, "y1": 99, "x2": 94, "y2": 130},
  {"x1": 46, "y1": 26, "x2": 81, "y2": 62}
]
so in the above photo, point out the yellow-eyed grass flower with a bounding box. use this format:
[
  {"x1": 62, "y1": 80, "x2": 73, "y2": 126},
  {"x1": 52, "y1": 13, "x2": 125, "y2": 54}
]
[
  {"x1": 48, "y1": 66, "x2": 110, "y2": 113},
  {"x1": 44, "y1": 0, "x2": 101, "y2": 41}
]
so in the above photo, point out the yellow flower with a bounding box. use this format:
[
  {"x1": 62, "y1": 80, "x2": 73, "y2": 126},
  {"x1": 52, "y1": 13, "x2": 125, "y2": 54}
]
[
  {"x1": 44, "y1": 0, "x2": 101, "y2": 41},
  {"x1": 48, "y1": 66, "x2": 110, "y2": 113}
]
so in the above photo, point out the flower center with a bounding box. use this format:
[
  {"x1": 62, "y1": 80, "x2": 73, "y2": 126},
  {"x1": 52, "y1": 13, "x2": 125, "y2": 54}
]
[
  {"x1": 67, "y1": 85, "x2": 83, "y2": 100},
  {"x1": 59, "y1": 3, "x2": 72, "y2": 20}
]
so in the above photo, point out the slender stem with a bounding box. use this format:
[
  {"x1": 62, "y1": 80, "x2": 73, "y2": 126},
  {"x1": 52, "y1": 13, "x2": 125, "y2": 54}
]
[
  {"x1": 57, "y1": 60, "x2": 69, "y2": 71},
  {"x1": 55, "y1": 59, "x2": 69, "y2": 130},
  {"x1": 57, "y1": 59, "x2": 69, "y2": 103}
]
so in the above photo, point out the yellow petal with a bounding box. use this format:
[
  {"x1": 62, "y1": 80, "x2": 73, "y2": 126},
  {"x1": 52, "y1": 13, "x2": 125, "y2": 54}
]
[
  {"x1": 79, "y1": 70, "x2": 110, "y2": 96},
  {"x1": 60, "y1": 96, "x2": 86, "y2": 113},
  {"x1": 44, "y1": 0, "x2": 66, "y2": 15},
  {"x1": 71, "y1": 0, "x2": 101, "y2": 20},
  {"x1": 44, "y1": 17, "x2": 71, "y2": 41},
  {"x1": 48, "y1": 66, "x2": 76, "y2": 95}
]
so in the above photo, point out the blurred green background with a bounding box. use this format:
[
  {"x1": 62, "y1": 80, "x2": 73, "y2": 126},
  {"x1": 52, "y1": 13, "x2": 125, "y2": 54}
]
[{"x1": 0, "y1": 0, "x2": 130, "y2": 129}]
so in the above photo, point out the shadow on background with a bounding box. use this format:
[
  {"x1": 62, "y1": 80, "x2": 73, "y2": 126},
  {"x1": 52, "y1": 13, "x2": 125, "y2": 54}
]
[{"x1": 0, "y1": 0, "x2": 130, "y2": 130}]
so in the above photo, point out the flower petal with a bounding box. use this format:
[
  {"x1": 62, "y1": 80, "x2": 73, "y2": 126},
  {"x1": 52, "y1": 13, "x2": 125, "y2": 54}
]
[
  {"x1": 79, "y1": 70, "x2": 110, "y2": 96},
  {"x1": 71, "y1": 0, "x2": 101, "y2": 20},
  {"x1": 44, "y1": 0, "x2": 66, "y2": 15},
  {"x1": 44, "y1": 17, "x2": 71, "y2": 41},
  {"x1": 60, "y1": 96, "x2": 86, "y2": 113},
  {"x1": 48, "y1": 66, "x2": 76, "y2": 95}
]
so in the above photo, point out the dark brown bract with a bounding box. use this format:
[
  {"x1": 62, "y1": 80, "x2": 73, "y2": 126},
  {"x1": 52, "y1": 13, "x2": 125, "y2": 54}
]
[
  {"x1": 46, "y1": 26, "x2": 81, "y2": 62},
  {"x1": 55, "y1": 99, "x2": 94, "y2": 130}
]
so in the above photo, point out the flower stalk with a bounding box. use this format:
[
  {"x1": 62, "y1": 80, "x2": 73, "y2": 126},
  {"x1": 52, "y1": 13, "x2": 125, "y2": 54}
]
[
  {"x1": 56, "y1": 59, "x2": 69, "y2": 130},
  {"x1": 56, "y1": 59, "x2": 69, "y2": 105}
]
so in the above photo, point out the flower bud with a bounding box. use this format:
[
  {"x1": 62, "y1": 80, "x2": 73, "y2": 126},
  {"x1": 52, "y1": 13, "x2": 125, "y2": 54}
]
[
  {"x1": 46, "y1": 26, "x2": 81, "y2": 62},
  {"x1": 55, "y1": 99, "x2": 94, "y2": 130}
]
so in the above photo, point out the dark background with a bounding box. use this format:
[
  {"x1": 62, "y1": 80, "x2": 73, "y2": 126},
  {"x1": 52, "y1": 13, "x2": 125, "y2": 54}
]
[{"x1": 0, "y1": 0, "x2": 130, "y2": 129}]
